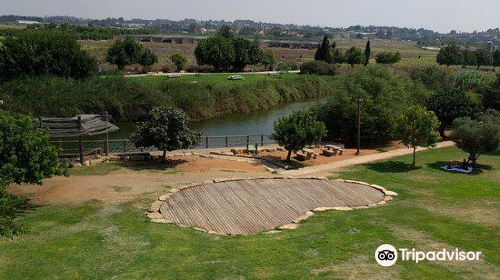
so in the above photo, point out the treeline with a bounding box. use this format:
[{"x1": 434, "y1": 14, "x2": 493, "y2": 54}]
[
  {"x1": 0, "y1": 75, "x2": 336, "y2": 122},
  {"x1": 0, "y1": 23, "x2": 154, "y2": 40},
  {"x1": 437, "y1": 42, "x2": 500, "y2": 70}
]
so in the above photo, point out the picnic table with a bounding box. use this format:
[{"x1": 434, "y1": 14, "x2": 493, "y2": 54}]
[
  {"x1": 296, "y1": 148, "x2": 319, "y2": 161},
  {"x1": 322, "y1": 145, "x2": 344, "y2": 156}
]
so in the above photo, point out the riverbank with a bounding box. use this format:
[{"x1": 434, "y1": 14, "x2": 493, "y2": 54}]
[{"x1": 0, "y1": 73, "x2": 337, "y2": 122}]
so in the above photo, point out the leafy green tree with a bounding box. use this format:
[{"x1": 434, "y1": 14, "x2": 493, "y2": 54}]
[
  {"x1": 375, "y1": 51, "x2": 402, "y2": 65},
  {"x1": 475, "y1": 49, "x2": 493, "y2": 70},
  {"x1": 106, "y1": 37, "x2": 143, "y2": 70},
  {"x1": 462, "y1": 50, "x2": 477, "y2": 68},
  {"x1": 427, "y1": 90, "x2": 482, "y2": 137},
  {"x1": 231, "y1": 37, "x2": 262, "y2": 71},
  {"x1": 260, "y1": 50, "x2": 276, "y2": 71},
  {"x1": 0, "y1": 30, "x2": 96, "y2": 80},
  {"x1": 131, "y1": 107, "x2": 201, "y2": 162},
  {"x1": 450, "y1": 114, "x2": 500, "y2": 165},
  {"x1": 271, "y1": 110, "x2": 327, "y2": 162},
  {"x1": 394, "y1": 106, "x2": 441, "y2": 167},
  {"x1": 409, "y1": 65, "x2": 455, "y2": 93},
  {"x1": 479, "y1": 73, "x2": 500, "y2": 111},
  {"x1": 364, "y1": 40, "x2": 371, "y2": 66},
  {"x1": 0, "y1": 111, "x2": 65, "y2": 237},
  {"x1": 170, "y1": 53, "x2": 188, "y2": 72},
  {"x1": 139, "y1": 48, "x2": 158, "y2": 71},
  {"x1": 217, "y1": 26, "x2": 234, "y2": 39},
  {"x1": 492, "y1": 49, "x2": 500, "y2": 71},
  {"x1": 194, "y1": 36, "x2": 235, "y2": 72},
  {"x1": 344, "y1": 46, "x2": 364, "y2": 67},
  {"x1": 333, "y1": 48, "x2": 344, "y2": 64},
  {"x1": 436, "y1": 42, "x2": 462, "y2": 66},
  {"x1": 314, "y1": 36, "x2": 333, "y2": 63}
]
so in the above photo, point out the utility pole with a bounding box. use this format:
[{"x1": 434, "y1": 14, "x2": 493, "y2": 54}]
[{"x1": 356, "y1": 99, "x2": 363, "y2": 156}]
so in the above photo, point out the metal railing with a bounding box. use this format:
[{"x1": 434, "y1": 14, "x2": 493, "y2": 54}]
[{"x1": 49, "y1": 134, "x2": 276, "y2": 154}]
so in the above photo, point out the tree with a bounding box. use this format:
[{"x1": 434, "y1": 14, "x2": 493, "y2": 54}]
[
  {"x1": 436, "y1": 42, "x2": 462, "y2": 66},
  {"x1": 130, "y1": 107, "x2": 201, "y2": 162},
  {"x1": 299, "y1": 60, "x2": 336, "y2": 76},
  {"x1": 462, "y1": 50, "x2": 477, "y2": 68},
  {"x1": 450, "y1": 114, "x2": 500, "y2": 165},
  {"x1": 394, "y1": 106, "x2": 441, "y2": 167},
  {"x1": 217, "y1": 26, "x2": 234, "y2": 39},
  {"x1": 344, "y1": 46, "x2": 364, "y2": 67},
  {"x1": 106, "y1": 37, "x2": 143, "y2": 70},
  {"x1": 475, "y1": 49, "x2": 493, "y2": 70},
  {"x1": 314, "y1": 36, "x2": 333, "y2": 63},
  {"x1": 426, "y1": 90, "x2": 482, "y2": 137},
  {"x1": 364, "y1": 40, "x2": 371, "y2": 66},
  {"x1": 139, "y1": 48, "x2": 158, "y2": 71},
  {"x1": 375, "y1": 51, "x2": 402, "y2": 65},
  {"x1": 0, "y1": 111, "x2": 64, "y2": 237},
  {"x1": 260, "y1": 50, "x2": 276, "y2": 71},
  {"x1": 194, "y1": 36, "x2": 235, "y2": 72},
  {"x1": 493, "y1": 49, "x2": 500, "y2": 71},
  {"x1": 170, "y1": 53, "x2": 188, "y2": 72},
  {"x1": 231, "y1": 37, "x2": 262, "y2": 71},
  {"x1": 270, "y1": 110, "x2": 327, "y2": 162},
  {"x1": 0, "y1": 30, "x2": 96, "y2": 80},
  {"x1": 479, "y1": 74, "x2": 500, "y2": 111}
]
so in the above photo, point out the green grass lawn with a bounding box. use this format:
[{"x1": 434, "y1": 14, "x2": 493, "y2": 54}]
[
  {"x1": 0, "y1": 147, "x2": 498, "y2": 279},
  {"x1": 131, "y1": 72, "x2": 300, "y2": 86}
]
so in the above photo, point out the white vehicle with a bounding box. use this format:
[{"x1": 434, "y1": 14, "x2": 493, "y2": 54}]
[{"x1": 227, "y1": 75, "x2": 244, "y2": 80}]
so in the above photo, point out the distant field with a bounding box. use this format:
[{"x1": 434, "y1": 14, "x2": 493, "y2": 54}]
[
  {"x1": 79, "y1": 38, "x2": 440, "y2": 72},
  {"x1": 130, "y1": 72, "x2": 300, "y2": 85}
]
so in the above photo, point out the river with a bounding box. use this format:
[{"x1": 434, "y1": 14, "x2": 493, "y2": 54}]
[{"x1": 110, "y1": 97, "x2": 328, "y2": 139}]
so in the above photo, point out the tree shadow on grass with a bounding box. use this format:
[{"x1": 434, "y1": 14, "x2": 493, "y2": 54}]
[
  {"x1": 365, "y1": 161, "x2": 421, "y2": 173},
  {"x1": 427, "y1": 161, "x2": 492, "y2": 175}
]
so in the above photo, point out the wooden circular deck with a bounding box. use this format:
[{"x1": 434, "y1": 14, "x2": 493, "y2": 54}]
[{"x1": 159, "y1": 178, "x2": 385, "y2": 235}]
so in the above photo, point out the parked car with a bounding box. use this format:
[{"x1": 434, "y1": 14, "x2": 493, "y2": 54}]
[{"x1": 227, "y1": 75, "x2": 244, "y2": 80}]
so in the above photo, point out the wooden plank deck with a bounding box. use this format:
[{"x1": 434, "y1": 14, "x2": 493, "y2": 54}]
[{"x1": 159, "y1": 178, "x2": 385, "y2": 235}]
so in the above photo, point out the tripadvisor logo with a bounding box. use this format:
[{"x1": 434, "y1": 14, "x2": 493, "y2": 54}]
[{"x1": 375, "y1": 244, "x2": 482, "y2": 267}]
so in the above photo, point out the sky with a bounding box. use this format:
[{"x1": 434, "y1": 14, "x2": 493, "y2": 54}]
[{"x1": 1, "y1": 0, "x2": 499, "y2": 33}]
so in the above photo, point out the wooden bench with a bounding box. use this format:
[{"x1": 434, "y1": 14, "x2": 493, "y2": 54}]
[
  {"x1": 295, "y1": 151, "x2": 310, "y2": 161},
  {"x1": 302, "y1": 148, "x2": 318, "y2": 159},
  {"x1": 59, "y1": 148, "x2": 102, "y2": 159}
]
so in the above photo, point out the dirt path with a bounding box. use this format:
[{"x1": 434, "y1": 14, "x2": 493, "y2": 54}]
[{"x1": 280, "y1": 141, "x2": 455, "y2": 176}]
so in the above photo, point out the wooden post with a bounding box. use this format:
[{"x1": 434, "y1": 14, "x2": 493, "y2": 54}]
[
  {"x1": 77, "y1": 116, "x2": 84, "y2": 164},
  {"x1": 356, "y1": 99, "x2": 363, "y2": 156},
  {"x1": 104, "y1": 111, "x2": 109, "y2": 156},
  {"x1": 205, "y1": 136, "x2": 209, "y2": 149},
  {"x1": 261, "y1": 134, "x2": 264, "y2": 146},
  {"x1": 225, "y1": 135, "x2": 228, "y2": 148},
  {"x1": 247, "y1": 135, "x2": 250, "y2": 145},
  {"x1": 123, "y1": 140, "x2": 126, "y2": 153}
]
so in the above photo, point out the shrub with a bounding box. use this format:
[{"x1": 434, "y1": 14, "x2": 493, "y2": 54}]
[
  {"x1": 375, "y1": 51, "x2": 402, "y2": 65},
  {"x1": 170, "y1": 53, "x2": 188, "y2": 72},
  {"x1": 0, "y1": 30, "x2": 96, "y2": 80},
  {"x1": 454, "y1": 70, "x2": 495, "y2": 93},
  {"x1": 344, "y1": 46, "x2": 364, "y2": 67},
  {"x1": 300, "y1": 61, "x2": 336, "y2": 76},
  {"x1": 276, "y1": 62, "x2": 299, "y2": 72},
  {"x1": 410, "y1": 65, "x2": 455, "y2": 93}
]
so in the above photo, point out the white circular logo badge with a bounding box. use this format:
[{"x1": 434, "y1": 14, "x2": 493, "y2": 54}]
[{"x1": 375, "y1": 244, "x2": 398, "y2": 267}]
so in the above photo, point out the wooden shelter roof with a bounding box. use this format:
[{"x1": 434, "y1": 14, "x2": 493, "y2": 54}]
[{"x1": 40, "y1": 114, "x2": 119, "y2": 138}]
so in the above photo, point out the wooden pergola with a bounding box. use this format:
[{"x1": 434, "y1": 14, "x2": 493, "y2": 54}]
[{"x1": 39, "y1": 114, "x2": 119, "y2": 164}]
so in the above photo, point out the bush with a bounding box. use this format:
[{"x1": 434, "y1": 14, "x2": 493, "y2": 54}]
[
  {"x1": 454, "y1": 70, "x2": 495, "y2": 93},
  {"x1": 0, "y1": 30, "x2": 96, "y2": 80},
  {"x1": 410, "y1": 65, "x2": 455, "y2": 93},
  {"x1": 170, "y1": 53, "x2": 188, "y2": 72},
  {"x1": 299, "y1": 61, "x2": 336, "y2": 76},
  {"x1": 276, "y1": 62, "x2": 299, "y2": 72},
  {"x1": 375, "y1": 51, "x2": 402, "y2": 65}
]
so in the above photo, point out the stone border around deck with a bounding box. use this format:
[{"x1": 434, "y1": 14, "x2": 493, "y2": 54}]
[{"x1": 147, "y1": 177, "x2": 398, "y2": 236}]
